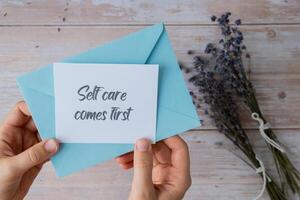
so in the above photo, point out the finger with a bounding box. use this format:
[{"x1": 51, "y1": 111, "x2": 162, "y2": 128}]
[
  {"x1": 7, "y1": 139, "x2": 59, "y2": 176},
  {"x1": 152, "y1": 141, "x2": 171, "y2": 166},
  {"x1": 25, "y1": 118, "x2": 37, "y2": 133},
  {"x1": 119, "y1": 161, "x2": 133, "y2": 170},
  {"x1": 115, "y1": 152, "x2": 133, "y2": 165},
  {"x1": 3, "y1": 101, "x2": 31, "y2": 128},
  {"x1": 132, "y1": 138, "x2": 154, "y2": 190},
  {"x1": 36, "y1": 132, "x2": 42, "y2": 142},
  {"x1": 163, "y1": 135, "x2": 190, "y2": 173},
  {"x1": 153, "y1": 154, "x2": 159, "y2": 167},
  {"x1": 22, "y1": 129, "x2": 39, "y2": 150}
]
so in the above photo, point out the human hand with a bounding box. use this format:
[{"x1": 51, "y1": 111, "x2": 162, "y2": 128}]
[
  {"x1": 0, "y1": 101, "x2": 59, "y2": 200},
  {"x1": 115, "y1": 136, "x2": 191, "y2": 200}
]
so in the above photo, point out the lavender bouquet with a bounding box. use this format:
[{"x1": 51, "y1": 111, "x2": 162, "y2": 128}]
[
  {"x1": 184, "y1": 60, "x2": 287, "y2": 200},
  {"x1": 182, "y1": 12, "x2": 300, "y2": 199}
]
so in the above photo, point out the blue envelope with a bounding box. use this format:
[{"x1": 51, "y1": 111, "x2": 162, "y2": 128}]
[{"x1": 17, "y1": 23, "x2": 200, "y2": 177}]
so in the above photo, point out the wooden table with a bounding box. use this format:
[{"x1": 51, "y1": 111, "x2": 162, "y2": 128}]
[{"x1": 0, "y1": 1, "x2": 300, "y2": 199}]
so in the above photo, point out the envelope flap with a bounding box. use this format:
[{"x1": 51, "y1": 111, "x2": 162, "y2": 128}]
[
  {"x1": 146, "y1": 27, "x2": 200, "y2": 126},
  {"x1": 17, "y1": 65, "x2": 53, "y2": 96},
  {"x1": 17, "y1": 23, "x2": 164, "y2": 95},
  {"x1": 63, "y1": 22, "x2": 164, "y2": 64}
]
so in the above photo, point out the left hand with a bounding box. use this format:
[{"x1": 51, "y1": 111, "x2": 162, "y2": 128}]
[{"x1": 0, "y1": 101, "x2": 59, "y2": 200}]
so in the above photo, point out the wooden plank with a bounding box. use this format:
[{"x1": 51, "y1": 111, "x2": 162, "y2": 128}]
[
  {"x1": 0, "y1": 25, "x2": 299, "y2": 129},
  {"x1": 0, "y1": 0, "x2": 300, "y2": 25},
  {"x1": 25, "y1": 129, "x2": 300, "y2": 200}
]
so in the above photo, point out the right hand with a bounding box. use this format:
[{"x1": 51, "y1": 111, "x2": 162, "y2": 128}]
[{"x1": 115, "y1": 135, "x2": 191, "y2": 200}]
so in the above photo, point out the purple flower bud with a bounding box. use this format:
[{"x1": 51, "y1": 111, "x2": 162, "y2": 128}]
[
  {"x1": 211, "y1": 15, "x2": 217, "y2": 22},
  {"x1": 235, "y1": 19, "x2": 242, "y2": 25}
]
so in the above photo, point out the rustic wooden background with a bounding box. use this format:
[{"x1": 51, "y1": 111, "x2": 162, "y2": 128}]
[{"x1": 0, "y1": 0, "x2": 300, "y2": 199}]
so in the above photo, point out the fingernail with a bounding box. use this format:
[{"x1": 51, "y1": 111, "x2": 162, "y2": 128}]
[
  {"x1": 136, "y1": 138, "x2": 150, "y2": 152},
  {"x1": 44, "y1": 139, "x2": 59, "y2": 153}
]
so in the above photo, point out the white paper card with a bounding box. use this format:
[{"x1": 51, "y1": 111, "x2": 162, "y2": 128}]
[{"x1": 53, "y1": 63, "x2": 158, "y2": 143}]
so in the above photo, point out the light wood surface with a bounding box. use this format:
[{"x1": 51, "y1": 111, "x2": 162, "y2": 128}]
[
  {"x1": 0, "y1": 0, "x2": 300, "y2": 25},
  {"x1": 0, "y1": 1, "x2": 299, "y2": 200}
]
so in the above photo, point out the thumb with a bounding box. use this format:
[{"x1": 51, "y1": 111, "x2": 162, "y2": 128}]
[
  {"x1": 132, "y1": 138, "x2": 155, "y2": 194},
  {"x1": 9, "y1": 139, "x2": 59, "y2": 175}
]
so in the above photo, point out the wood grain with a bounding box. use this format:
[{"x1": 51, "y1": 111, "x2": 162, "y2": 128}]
[
  {"x1": 25, "y1": 130, "x2": 300, "y2": 200},
  {"x1": 0, "y1": 1, "x2": 300, "y2": 200},
  {"x1": 0, "y1": 0, "x2": 300, "y2": 25},
  {"x1": 0, "y1": 25, "x2": 299, "y2": 129}
]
